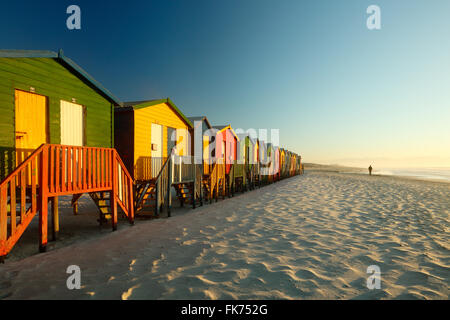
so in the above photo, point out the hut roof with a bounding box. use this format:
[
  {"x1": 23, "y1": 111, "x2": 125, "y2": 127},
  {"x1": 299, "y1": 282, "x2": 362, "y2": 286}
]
[
  {"x1": 212, "y1": 125, "x2": 240, "y2": 142},
  {"x1": 118, "y1": 98, "x2": 193, "y2": 128},
  {"x1": 0, "y1": 49, "x2": 122, "y2": 106},
  {"x1": 188, "y1": 116, "x2": 212, "y2": 129}
]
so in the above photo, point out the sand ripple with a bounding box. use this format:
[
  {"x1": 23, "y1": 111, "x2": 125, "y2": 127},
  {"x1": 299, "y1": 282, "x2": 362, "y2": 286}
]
[{"x1": 0, "y1": 171, "x2": 449, "y2": 299}]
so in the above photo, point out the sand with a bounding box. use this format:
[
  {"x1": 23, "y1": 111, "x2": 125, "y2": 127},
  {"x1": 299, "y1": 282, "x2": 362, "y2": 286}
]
[{"x1": 0, "y1": 170, "x2": 449, "y2": 300}]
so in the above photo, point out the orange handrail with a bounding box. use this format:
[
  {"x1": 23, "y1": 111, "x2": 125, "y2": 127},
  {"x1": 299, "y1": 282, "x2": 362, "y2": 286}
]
[
  {"x1": 0, "y1": 144, "x2": 134, "y2": 259},
  {"x1": 0, "y1": 144, "x2": 46, "y2": 189},
  {"x1": 0, "y1": 145, "x2": 45, "y2": 256}
]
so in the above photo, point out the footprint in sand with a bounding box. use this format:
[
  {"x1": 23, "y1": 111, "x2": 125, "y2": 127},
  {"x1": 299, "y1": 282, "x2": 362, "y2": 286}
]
[{"x1": 182, "y1": 239, "x2": 197, "y2": 246}]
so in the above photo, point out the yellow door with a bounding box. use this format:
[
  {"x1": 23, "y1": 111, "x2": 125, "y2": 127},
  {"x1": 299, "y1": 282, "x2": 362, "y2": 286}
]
[
  {"x1": 203, "y1": 135, "x2": 210, "y2": 174},
  {"x1": 15, "y1": 90, "x2": 47, "y2": 165},
  {"x1": 175, "y1": 129, "x2": 188, "y2": 156}
]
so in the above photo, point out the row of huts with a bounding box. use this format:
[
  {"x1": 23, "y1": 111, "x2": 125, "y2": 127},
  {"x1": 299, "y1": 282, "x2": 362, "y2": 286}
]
[{"x1": 0, "y1": 50, "x2": 303, "y2": 260}]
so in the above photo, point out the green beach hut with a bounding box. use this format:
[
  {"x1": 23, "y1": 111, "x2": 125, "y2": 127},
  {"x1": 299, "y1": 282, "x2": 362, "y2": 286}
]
[{"x1": 0, "y1": 49, "x2": 120, "y2": 179}]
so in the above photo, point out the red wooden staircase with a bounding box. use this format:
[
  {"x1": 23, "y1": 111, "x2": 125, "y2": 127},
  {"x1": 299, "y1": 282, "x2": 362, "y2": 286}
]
[{"x1": 0, "y1": 144, "x2": 134, "y2": 260}]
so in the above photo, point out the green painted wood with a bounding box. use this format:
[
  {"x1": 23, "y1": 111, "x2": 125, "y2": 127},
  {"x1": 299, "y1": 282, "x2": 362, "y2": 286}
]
[{"x1": 0, "y1": 57, "x2": 115, "y2": 179}]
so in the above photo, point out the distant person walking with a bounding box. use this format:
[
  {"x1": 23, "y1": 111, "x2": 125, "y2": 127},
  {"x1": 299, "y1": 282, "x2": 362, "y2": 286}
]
[{"x1": 368, "y1": 165, "x2": 373, "y2": 176}]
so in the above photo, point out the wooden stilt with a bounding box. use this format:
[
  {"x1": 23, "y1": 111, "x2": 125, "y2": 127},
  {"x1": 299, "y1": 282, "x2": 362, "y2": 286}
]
[
  {"x1": 111, "y1": 156, "x2": 118, "y2": 231},
  {"x1": 215, "y1": 177, "x2": 219, "y2": 202},
  {"x1": 51, "y1": 197, "x2": 59, "y2": 241},
  {"x1": 222, "y1": 177, "x2": 226, "y2": 200},
  {"x1": 111, "y1": 190, "x2": 117, "y2": 231},
  {"x1": 71, "y1": 194, "x2": 82, "y2": 215},
  {"x1": 128, "y1": 180, "x2": 134, "y2": 225},
  {"x1": 0, "y1": 185, "x2": 7, "y2": 260},
  {"x1": 39, "y1": 147, "x2": 49, "y2": 253},
  {"x1": 167, "y1": 161, "x2": 172, "y2": 218}
]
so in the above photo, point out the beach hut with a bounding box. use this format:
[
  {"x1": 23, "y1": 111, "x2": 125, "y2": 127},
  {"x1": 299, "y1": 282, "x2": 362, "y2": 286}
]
[
  {"x1": 0, "y1": 49, "x2": 134, "y2": 258},
  {"x1": 188, "y1": 116, "x2": 212, "y2": 174},
  {"x1": 290, "y1": 152, "x2": 296, "y2": 176},
  {"x1": 212, "y1": 125, "x2": 239, "y2": 197},
  {"x1": 235, "y1": 133, "x2": 247, "y2": 193},
  {"x1": 289, "y1": 152, "x2": 296, "y2": 177},
  {"x1": 280, "y1": 148, "x2": 286, "y2": 179},
  {"x1": 266, "y1": 143, "x2": 274, "y2": 183},
  {"x1": 273, "y1": 146, "x2": 281, "y2": 182},
  {"x1": 252, "y1": 137, "x2": 261, "y2": 187},
  {"x1": 236, "y1": 132, "x2": 256, "y2": 193},
  {"x1": 188, "y1": 116, "x2": 214, "y2": 203},
  {"x1": 244, "y1": 135, "x2": 259, "y2": 190},
  {"x1": 293, "y1": 153, "x2": 300, "y2": 175},
  {"x1": 114, "y1": 98, "x2": 197, "y2": 215},
  {"x1": 284, "y1": 149, "x2": 291, "y2": 178},
  {"x1": 258, "y1": 141, "x2": 268, "y2": 184}
]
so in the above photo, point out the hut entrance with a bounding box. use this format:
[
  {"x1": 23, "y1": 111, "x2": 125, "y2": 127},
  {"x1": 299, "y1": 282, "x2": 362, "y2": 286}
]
[
  {"x1": 151, "y1": 123, "x2": 163, "y2": 158},
  {"x1": 167, "y1": 127, "x2": 176, "y2": 156},
  {"x1": 60, "y1": 100, "x2": 85, "y2": 182},
  {"x1": 14, "y1": 89, "x2": 48, "y2": 166},
  {"x1": 60, "y1": 100, "x2": 84, "y2": 147}
]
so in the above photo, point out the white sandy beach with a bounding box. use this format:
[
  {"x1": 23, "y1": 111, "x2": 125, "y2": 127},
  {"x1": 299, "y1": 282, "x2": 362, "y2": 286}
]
[{"x1": 0, "y1": 169, "x2": 449, "y2": 300}]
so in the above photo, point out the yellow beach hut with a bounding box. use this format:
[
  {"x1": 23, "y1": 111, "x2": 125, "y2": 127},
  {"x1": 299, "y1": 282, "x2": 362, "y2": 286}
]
[{"x1": 114, "y1": 98, "x2": 195, "y2": 216}]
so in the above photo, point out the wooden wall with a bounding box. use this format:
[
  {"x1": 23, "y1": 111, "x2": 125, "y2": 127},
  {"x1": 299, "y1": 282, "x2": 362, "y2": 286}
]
[
  {"x1": 133, "y1": 102, "x2": 190, "y2": 179},
  {"x1": 0, "y1": 57, "x2": 114, "y2": 179}
]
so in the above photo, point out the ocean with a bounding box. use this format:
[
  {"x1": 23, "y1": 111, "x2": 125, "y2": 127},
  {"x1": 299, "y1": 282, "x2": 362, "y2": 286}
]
[{"x1": 374, "y1": 167, "x2": 450, "y2": 182}]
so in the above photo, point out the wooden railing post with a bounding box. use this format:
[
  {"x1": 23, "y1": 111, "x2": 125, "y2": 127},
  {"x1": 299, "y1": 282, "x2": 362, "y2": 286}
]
[
  {"x1": 229, "y1": 164, "x2": 233, "y2": 198},
  {"x1": 192, "y1": 158, "x2": 196, "y2": 209},
  {"x1": 243, "y1": 163, "x2": 247, "y2": 191},
  {"x1": 51, "y1": 197, "x2": 59, "y2": 241},
  {"x1": 128, "y1": 179, "x2": 134, "y2": 224},
  {"x1": 39, "y1": 146, "x2": 49, "y2": 253},
  {"x1": 215, "y1": 165, "x2": 219, "y2": 202},
  {"x1": 0, "y1": 185, "x2": 7, "y2": 258},
  {"x1": 155, "y1": 180, "x2": 160, "y2": 216},
  {"x1": 198, "y1": 164, "x2": 203, "y2": 206},
  {"x1": 111, "y1": 154, "x2": 118, "y2": 231},
  {"x1": 167, "y1": 155, "x2": 173, "y2": 217}
]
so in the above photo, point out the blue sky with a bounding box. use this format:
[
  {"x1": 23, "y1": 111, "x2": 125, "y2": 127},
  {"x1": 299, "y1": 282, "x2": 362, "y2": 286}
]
[{"x1": 1, "y1": 0, "x2": 449, "y2": 167}]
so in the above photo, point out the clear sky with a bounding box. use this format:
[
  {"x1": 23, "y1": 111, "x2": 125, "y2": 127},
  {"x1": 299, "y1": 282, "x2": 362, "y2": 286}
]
[{"x1": 1, "y1": 0, "x2": 449, "y2": 168}]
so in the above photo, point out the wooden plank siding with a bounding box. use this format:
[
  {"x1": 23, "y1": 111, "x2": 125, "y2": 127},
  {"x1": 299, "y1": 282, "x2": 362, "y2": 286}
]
[
  {"x1": 114, "y1": 110, "x2": 135, "y2": 179},
  {"x1": 114, "y1": 101, "x2": 192, "y2": 181},
  {"x1": 0, "y1": 57, "x2": 115, "y2": 179},
  {"x1": 134, "y1": 102, "x2": 190, "y2": 164}
]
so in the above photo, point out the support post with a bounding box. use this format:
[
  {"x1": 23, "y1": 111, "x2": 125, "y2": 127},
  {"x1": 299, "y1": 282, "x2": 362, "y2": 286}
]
[
  {"x1": 199, "y1": 165, "x2": 203, "y2": 206},
  {"x1": 222, "y1": 167, "x2": 226, "y2": 200},
  {"x1": 215, "y1": 171, "x2": 219, "y2": 202},
  {"x1": 167, "y1": 156, "x2": 172, "y2": 217},
  {"x1": 192, "y1": 163, "x2": 196, "y2": 209},
  {"x1": 111, "y1": 156, "x2": 118, "y2": 231},
  {"x1": 73, "y1": 201, "x2": 78, "y2": 215},
  {"x1": 51, "y1": 197, "x2": 59, "y2": 241},
  {"x1": 39, "y1": 147, "x2": 49, "y2": 253},
  {"x1": 0, "y1": 185, "x2": 8, "y2": 259},
  {"x1": 155, "y1": 181, "x2": 160, "y2": 216},
  {"x1": 128, "y1": 180, "x2": 134, "y2": 225}
]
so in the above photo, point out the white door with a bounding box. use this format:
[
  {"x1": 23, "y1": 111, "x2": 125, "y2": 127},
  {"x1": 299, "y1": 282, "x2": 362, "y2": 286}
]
[
  {"x1": 60, "y1": 100, "x2": 84, "y2": 184},
  {"x1": 151, "y1": 123, "x2": 163, "y2": 158},
  {"x1": 60, "y1": 100, "x2": 84, "y2": 146}
]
